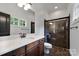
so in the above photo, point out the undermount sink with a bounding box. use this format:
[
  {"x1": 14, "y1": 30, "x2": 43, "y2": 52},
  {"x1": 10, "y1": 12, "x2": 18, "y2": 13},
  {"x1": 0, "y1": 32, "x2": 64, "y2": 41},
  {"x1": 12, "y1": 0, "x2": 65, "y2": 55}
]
[{"x1": 27, "y1": 37, "x2": 34, "y2": 39}]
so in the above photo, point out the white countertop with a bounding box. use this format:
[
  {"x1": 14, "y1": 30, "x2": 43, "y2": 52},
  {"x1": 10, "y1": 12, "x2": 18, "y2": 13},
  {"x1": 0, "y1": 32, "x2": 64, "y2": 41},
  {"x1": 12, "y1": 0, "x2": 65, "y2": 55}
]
[{"x1": 0, "y1": 34, "x2": 44, "y2": 55}]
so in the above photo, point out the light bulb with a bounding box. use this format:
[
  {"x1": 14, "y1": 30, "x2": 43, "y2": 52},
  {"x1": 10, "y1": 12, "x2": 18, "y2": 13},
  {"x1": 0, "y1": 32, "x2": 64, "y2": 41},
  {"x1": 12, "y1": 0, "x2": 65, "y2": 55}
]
[
  {"x1": 24, "y1": 6, "x2": 29, "y2": 10},
  {"x1": 26, "y1": 4, "x2": 31, "y2": 9},
  {"x1": 17, "y1": 3, "x2": 24, "y2": 7},
  {"x1": 24, "y1": 4, "x2": 31, "y2": 10}
]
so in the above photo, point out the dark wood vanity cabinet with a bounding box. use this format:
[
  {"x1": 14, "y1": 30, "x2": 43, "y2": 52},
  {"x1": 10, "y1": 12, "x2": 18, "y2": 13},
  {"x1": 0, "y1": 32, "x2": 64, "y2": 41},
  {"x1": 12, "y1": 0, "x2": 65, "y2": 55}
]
[{"x1": 2, "y1": 38, "x2": 44, "y2": 56}]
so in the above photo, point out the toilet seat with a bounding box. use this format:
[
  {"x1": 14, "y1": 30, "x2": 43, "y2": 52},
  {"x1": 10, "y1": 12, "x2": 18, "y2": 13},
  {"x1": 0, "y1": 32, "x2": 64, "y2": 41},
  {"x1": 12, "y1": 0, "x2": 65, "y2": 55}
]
[{"x1": 44, "y1": 42, "x2": 52, "y2": 48}]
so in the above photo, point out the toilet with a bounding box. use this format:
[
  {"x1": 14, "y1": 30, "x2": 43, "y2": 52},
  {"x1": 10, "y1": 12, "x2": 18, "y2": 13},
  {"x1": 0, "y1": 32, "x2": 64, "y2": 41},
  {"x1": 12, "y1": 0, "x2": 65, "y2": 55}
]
[{"x1": 44, "y1": 42, "x2": 52, "y2": 54}]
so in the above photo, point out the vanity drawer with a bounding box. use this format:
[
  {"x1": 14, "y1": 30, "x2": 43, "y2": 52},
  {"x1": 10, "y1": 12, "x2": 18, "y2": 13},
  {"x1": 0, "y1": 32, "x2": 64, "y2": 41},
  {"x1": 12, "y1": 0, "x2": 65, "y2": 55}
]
[{"x1": 26, "y1": 41, "x2": 39, "y2": 50}]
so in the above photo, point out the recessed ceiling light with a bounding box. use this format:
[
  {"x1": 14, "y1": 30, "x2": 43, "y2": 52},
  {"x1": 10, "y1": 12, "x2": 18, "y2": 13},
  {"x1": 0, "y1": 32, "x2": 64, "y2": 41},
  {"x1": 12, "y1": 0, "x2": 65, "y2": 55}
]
[
  {"x1": 49, "y1": 22, "x2": 53, "y2": 25},
  {"x1": 54, "y1": 6, "x2": 58, "y2": 9}
]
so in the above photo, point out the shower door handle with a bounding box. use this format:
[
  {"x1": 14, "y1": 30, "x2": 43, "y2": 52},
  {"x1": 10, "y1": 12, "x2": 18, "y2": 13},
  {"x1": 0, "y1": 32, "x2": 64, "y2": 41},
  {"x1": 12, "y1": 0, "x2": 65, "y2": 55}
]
[
  {"x1": 70, "y1": 26, "x2": 78, "y2": 29},
  {"x1": 53, "y1": 38, "x2": 56, "y2": 40}
]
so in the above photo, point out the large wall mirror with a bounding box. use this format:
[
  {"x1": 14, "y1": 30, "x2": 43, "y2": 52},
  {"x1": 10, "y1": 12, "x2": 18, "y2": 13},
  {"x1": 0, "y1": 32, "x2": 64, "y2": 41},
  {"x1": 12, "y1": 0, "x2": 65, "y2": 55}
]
[{"x1": 0, "y1": 12, "x2": 10, "y2": 36}]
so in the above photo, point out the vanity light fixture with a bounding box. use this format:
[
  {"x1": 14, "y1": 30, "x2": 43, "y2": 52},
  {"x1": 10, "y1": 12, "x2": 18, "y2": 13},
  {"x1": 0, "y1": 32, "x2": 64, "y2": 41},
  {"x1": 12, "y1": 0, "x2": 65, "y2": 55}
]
[{"x1": 17, "y1": 3, "x2": 32, "y2": 10}]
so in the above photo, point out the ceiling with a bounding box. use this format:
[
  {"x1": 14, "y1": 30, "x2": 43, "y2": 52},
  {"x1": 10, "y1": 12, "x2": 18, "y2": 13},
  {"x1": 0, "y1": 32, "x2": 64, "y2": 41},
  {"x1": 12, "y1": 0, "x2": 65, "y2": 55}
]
[{"x1": 31, "y1": 3, "x2": 70, "y2": 14}]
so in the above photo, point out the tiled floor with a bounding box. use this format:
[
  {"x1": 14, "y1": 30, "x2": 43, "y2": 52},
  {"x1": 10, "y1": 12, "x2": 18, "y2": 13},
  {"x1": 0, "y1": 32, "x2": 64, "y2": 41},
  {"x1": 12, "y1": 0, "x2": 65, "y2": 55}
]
[{"x1": 45, "y1": 46, "x2": 70, "y2": 56}]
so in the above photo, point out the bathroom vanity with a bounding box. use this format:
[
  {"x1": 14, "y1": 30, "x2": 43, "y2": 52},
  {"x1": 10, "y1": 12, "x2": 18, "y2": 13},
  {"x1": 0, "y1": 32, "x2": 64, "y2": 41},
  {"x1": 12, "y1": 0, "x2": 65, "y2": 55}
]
[{"x1": 0, "y1": 34, "x2": 44, "y2": 56}]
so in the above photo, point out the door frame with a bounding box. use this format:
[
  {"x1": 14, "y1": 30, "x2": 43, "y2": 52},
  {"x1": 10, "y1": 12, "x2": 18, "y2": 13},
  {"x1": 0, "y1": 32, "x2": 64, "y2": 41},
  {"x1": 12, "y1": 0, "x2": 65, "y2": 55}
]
[
  {"x1": 44, "y1": 16, "x2": 70, "y2": 49},
  {"x1": 31, "y1": 22, "x2": 35, "y2": 33}
]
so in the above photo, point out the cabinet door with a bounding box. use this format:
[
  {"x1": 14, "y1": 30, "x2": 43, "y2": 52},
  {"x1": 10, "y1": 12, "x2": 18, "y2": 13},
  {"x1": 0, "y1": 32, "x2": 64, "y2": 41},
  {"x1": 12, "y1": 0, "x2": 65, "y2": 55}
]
[
  {"x1": 39, "y1": 38, "x2": 44, "y2": 56},
  {"x1": 25, "y1": 41, "x2": 39, "y2": 56},
  {"x1": 26, "y1": 45, "x2": 38, "y2": 56},
  {"x1": 15, "y1": 46, "x2": 25, "y2": 56}
]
